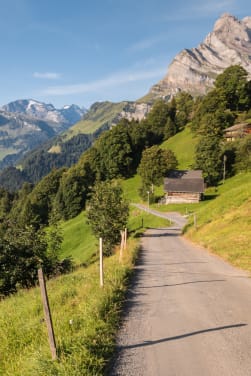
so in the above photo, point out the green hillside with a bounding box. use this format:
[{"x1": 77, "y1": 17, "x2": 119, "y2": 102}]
[
  {"x1": 0, "y1": 207, "x2": 169, "y2": 376},
  {"x1": 185, "y1": 172, "x2": 251, "y2": 272},
  {"x1": 63, "y1": 101, "x2": 127, "y2": 140},
  {"x1": 119, "y1": 126, "x2": 198, "y2": 203},
  {"x1": 60, "y1": 211, "x2": 97, "y2": 265},
  {"x1": 59, "y1": 202, "x2": 169, "y2": 264},
  {"x1": 161, "y1": 125, "x2": 198, "y2": 169}
]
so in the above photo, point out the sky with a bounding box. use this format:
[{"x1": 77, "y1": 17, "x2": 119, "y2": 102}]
[{"x1": 1, "y1": 0, "x2": 251, "y2": 109}]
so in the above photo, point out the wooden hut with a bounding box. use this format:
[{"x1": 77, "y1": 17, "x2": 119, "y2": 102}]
[
  {"x1": 164, "y1": 170, "x2": 204, "y2": 204},
  {"x1": 223, "y1": 123, "x2": 251, "y2": 142}
]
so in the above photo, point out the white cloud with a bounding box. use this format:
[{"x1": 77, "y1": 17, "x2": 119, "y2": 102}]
[
  {"x1": 128, "y1": 34, "x2": 170, "y2": 53},
  {"x1": 33, "y1": 72, "x2": 62, "y2": 80},
  {"x1": 195, "y1": 0, "x2": 236, "y2": 14},
  {"x1": 162, "y1": 0, "x2": 236, "y2": 22},
  {"x1": 43, "y1": 68, "x2": 167, "y2": 96}
]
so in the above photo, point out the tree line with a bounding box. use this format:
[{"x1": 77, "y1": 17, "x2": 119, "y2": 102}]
[
  {"x1": 0, "y1": 95, "x2": 185, "y2": 296},
  {"x1": 1, "y1": 65, "x2": 251, "y2": 296},
  {"x1": 192, "y1": 65, "x2": 251, "y2": 184}
]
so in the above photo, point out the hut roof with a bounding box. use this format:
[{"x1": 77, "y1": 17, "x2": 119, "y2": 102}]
[{"x1": 164, "y1": 170, "x2": 204, "y2": 193}]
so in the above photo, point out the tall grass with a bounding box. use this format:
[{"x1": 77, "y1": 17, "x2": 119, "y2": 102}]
[
  {"x1": 185, "y1": 173, "x2": 251, "y2": 273},
  {"x1": 0, "y1": 240, "x2": 137, "y2": 376},
  {"x1": 0, "y1": 208, "x2": 168, "y2": 376}
]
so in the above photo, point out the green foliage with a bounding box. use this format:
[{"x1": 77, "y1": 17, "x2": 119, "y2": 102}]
[
  {"x1": 27, "y1": 168, "x2": 65, "y2": 225},
  {"x1": 174, "y1": 92, "x2": 194, "y2": 130},
  {"x1": 164, "y1": 117, "x2": 176, "y2": 139},
  {"x1": 0, "y1": 166, "x2": 28, "y2": 192},
  {"x1": 214, "y1": 65, "x2": 251, "y2": 111},
  {"x1": 190, "y1": 66, "x2": 251, "y2": 185},
  {"x1": 87, "y1": 181, "x2": 129, "y2": 255},
  {"x1": 0, "y1": 188, "x2": 13, "y2": 222},
  {"x1": 234, "y1": 134, "x2": 251, "y2": 172},
  {"x1": 145, "y1": 97, "x2": 191, "y2": 142},
  {"x1": 0, "y1": 224, "x2": 50, "y2": 296},
  {"x1": 54, "y1": 163, "x2": 94, "y2": 220},
  {"x1": 146, "y1": 99, "x2": 170, "y2": 131},
  {"x1": 94, "y1": 125, "x2": 133, "y2": 179},
  {"x1": 137, "y1": 145, "x2": 177, "y2": 199},
  {"x1": 195, "y1": 133, "x2": 222, "y2": 185}
]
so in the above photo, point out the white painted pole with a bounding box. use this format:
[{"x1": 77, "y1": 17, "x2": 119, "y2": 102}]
[{"x1": 99, "y1": 237, "x2": 104, "y2": 287}]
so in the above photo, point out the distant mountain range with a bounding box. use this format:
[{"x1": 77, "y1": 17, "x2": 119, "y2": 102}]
[
  {"x1": 0, "y1": 99, "x2": 86, "y2": 168},
  {"x1": 1, "y1": 99, "x2": 86, "y2": 131}
]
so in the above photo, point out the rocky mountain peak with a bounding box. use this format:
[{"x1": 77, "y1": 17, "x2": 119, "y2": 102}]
[
  {"x1": 2, "y1": 99, "x2": 86, "y2": 128},
  {"x1": 148, "y1": 13, "x2": 251, "y2": 99}
]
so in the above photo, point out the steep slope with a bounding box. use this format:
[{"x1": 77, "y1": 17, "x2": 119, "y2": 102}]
[
  {"x1": 0, "y1": 100, "x2": 87, "y2": 169},
  {"x1": 161, "y1": 126, "x2": 197, "y2": 169},
  {"x1": 62, "y1": 101, "x2": 151, "y2": 141},
  {"x1": 0, "y1": 110, "x2": 58, "y2": 167},
  {"x1": 186, "y1": 172, "x2": 251, "y2": 272},
  {"x1": 148, "y1": 13, "x2": 251, "y2": 98}
]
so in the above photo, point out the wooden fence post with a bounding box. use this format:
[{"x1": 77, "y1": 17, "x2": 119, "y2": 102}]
[
  {"x1": 38, "y1": 268, "x2": 57, "y2": 360},
  {"x1": 99, "y1": 237, "x2": 104, "y2": 287},
  {"x1": 119, "y1": 230, "x2": 125, "y2": 263}
]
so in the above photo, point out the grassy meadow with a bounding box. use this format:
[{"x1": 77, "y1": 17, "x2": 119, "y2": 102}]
[
  {"x1": 185, "y1": 172, "x2": 251, "y2": 273},
  {"x1": 161, "y1": 125, "x2": 197, "y2": 169},
  {"x1": 60, "y1": 211, "x2": 97, "y2": 266},
  {"x1": 63, "y1": 101, "x2": 127, "y2": 140},
  {"x1": 1, "y1": 120, "x2": 250, "y2": 375},
  {"x1": 0, "y1": 207, "x2": 168, "y2": 376}
]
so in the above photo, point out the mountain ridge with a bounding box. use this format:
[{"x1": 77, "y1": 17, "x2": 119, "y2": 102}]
[
  {"x1": 149, "y1": 13, "x2": 251, "y2": 98},
  {"x1": 2, "y1": 99, "x2": 86, "y2": 130},
  {"x1": 0, "y1": 99, "x2": 87, "y2": 169}
]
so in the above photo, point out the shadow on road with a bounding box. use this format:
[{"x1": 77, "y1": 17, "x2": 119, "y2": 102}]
[
  {"x1": 142, "y1": 230, "x2": 181, "y2": 237},
  {"x1": 137, "y1": 279, "x2": 226, "y2": 289},
  {"x1": 144, "y1": 261, "x2": 208, "y2": 265},
  {"x1": 121, "y1": 323, "x2": 247, "y2": 350}
]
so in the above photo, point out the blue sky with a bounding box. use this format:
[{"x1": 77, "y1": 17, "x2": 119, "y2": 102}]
[{"x1": 1, "y1": 0, "x2": 251, "y2": 109}]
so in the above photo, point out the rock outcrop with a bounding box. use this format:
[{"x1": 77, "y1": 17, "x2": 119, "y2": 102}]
[
  {"x1": 149, "y1": 13, "x2": 251, "y2": 98},
  {"x1": 119, "y1": 102, "x2": 152, "y2": 122}
]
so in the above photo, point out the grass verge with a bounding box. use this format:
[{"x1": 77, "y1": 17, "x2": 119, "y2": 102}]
[
  {"x1": 184, "y1": 173, "x2": 251, "y2": 273},
  {"x1": 0, "y1": 208, "x2": 169, "y2": 376},
  {"x1": 0, "y1": 239, "x2": 138, "y2": 376}
]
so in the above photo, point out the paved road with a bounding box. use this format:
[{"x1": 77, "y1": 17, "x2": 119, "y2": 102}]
[
  {"x1": 110, "y1": 211, "x2": 251, "y2": 375},
  {"x1": 132, "y1": 203, "x2": 188, "y2": 228}
]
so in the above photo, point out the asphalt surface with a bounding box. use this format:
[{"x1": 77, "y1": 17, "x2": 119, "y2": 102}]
[{"x1": 110, "y1": 210, "x2": 251, "y2": 376}]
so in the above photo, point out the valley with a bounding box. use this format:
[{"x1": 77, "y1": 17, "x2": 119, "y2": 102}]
[{"x1": 0, "y1": 11, "x2": 250, "y2": 376}]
